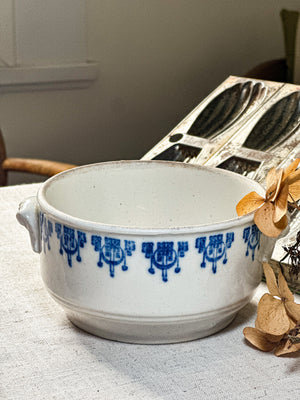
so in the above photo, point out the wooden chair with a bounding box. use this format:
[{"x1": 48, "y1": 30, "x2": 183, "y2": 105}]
[{"x1": 0, "y1": 129, "x2": 76, "y2": 186}]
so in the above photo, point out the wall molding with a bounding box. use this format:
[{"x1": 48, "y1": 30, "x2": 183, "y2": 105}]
[{"x1": 0, "y1": 63, "x2": 98, "y2": 91}]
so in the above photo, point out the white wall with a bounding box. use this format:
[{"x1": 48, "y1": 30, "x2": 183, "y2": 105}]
[{"x1": 1, "y1": 0, "x2": 299, "y2": 184}]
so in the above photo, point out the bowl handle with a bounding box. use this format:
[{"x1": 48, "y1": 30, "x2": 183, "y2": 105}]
[{"x1": 16, "y1": 196, "x2": 41, "y2": 253}]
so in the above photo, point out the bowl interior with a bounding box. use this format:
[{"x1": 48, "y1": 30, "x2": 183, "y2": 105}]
[{"x1": 42, "y1": 161, "x2": 263, "y2": 229}]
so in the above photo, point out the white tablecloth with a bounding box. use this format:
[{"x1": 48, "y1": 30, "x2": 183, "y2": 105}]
[{"x1": 1, "y1": 184, "x2": 299, "y2": 400}]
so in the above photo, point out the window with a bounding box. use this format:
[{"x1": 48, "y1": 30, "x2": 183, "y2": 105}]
[{"x1": 0, "y1": 0, "x2": 97, "y2": 90}]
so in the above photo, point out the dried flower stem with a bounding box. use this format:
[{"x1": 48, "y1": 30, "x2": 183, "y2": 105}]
[{"x1": 280, "y1": 231, "x2": 300, "y2": 279}]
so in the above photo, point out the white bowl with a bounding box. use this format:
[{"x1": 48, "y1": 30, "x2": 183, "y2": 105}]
[{"x1": 17, "y1": 160, "x2": 274, "y2": 343}]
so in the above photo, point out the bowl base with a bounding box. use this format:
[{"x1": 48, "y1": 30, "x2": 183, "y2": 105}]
[
  {"x1": 64, "y1": 309, "x2": 237, "y2": 344},
  {"x1": 48, "y1": 290, "x2": 251, "y2": 344}
]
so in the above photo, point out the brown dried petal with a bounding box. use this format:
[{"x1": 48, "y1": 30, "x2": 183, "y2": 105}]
[
  {"x1": 255, "y1": 314, "x2": 292, "y2": 337},
  {"x1": 274, "y1": 214, "x2": 288, "y2": 231},
  {"x1": 258, "y1": 309, "x2": 296, "y2": 330},
  {"x1": 285, "y1": 300, "x2": 300, "y2": 322},
  {"x1": 266, "y1": 168, "x2": 282, "y2": 201},
  {"x1": 263, "y1": 263, "x2": 280, "y2": 297},
  {"x1": 254, "y1": 202, "x2": 285, "y2": 237},
  {"x1": 243, "y1": 327, "x2": 279, "y2": 351},
  {"x1": 236, "y1": 191, "x2": 265, "y2": 216},
  {"x1": 274, "y1": 338, "x2": 300, "y2": 356},
  {"x1": 253, "y1": 324, "x2": 284, "y2": 343},
  {"x1": 265, "y1": 332, "x2": 285, "y2": 343},
  {"x1": 288, "y1": 316, "x2": 297, "y2": 331},
  {"x1": 255, "y1": 318, "x2": 261, "y2": 330},
  {"x1": 288, "y1": 180, "x2": 300, "y2": 202},
  {"x1": 273, "y1": 169, "x2": 284, "y2": 201},
  {"x1": 282, "y1": 158, "x2": 300, "y2": 182},
  {"x1": 257, "y1": 293, "x2": 291, "y2": 335},
  {"x1": 273, "y1": 182, "x2": 289, "y2": 223},
  {"x1": 285, "y1": 167, "x2": 300, "y2": 186},
  {"x1": 277, "y1": 271, "x2": 294, "y2": 301}
]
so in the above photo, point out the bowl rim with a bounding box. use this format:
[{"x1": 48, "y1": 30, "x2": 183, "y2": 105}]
[{"x1": 37, "y1": 160, "x2": 261, "y2": 235}]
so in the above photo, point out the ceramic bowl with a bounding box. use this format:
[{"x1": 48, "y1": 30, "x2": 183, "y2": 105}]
[{"x1": 17, "y1": 160, "x2": 274, "y2": 343}]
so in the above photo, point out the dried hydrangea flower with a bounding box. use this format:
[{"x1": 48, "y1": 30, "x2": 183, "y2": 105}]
[
  {"x1": 243, "y1": 263, "x2": 300, "y2": 356},
  {"x1": 256, "y1": 263, "x2": 300, "y2": 334},
  {"x1": 236, "y1": 159, "x2": 300, "y2": 237}
]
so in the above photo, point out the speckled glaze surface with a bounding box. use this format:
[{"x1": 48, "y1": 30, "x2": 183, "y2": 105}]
[{"x1": 17, "y1": 161, "x2": 275, "y2": 343}]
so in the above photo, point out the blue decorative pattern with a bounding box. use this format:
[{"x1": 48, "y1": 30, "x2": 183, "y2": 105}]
[
  {"x1": 195, "y1": 232, "x2": 234, "y2": 273},
  {"x1": 40, "y1": 213, "x2": 53, "y2": 253},
  {"x1": 37, "y1": 217, "x2": 255, "y2": 280},
  {"x1": 91, "y1": 236, "x2": 136, "y2": 277},
  {"x1": 243, "y1": 224, "x2": 261, "y2": 260},
  {"x1": 142, "y1": 241, "x2": 188, "y2": 282},
  {"x1": 55, "y1": 223, "x2": 87, "y2": 267}
]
